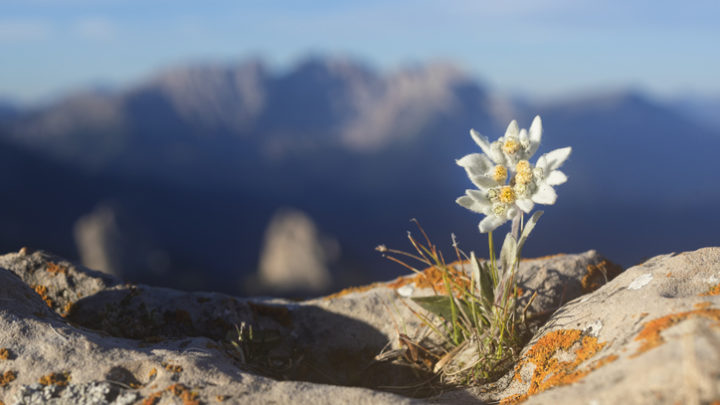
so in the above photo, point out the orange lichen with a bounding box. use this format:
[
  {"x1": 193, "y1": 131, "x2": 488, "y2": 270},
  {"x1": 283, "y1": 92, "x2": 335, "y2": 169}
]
[
  {"x1": 61, "y1": 302, "x2": 75, "y2": 317},
  {"x1": 216, "y1": 395, "x2": 229, "y2": 402},
  {"x1": 0, "y1": 370, "x2": 16, "y2": 386},
  {"x1": 39, "y1": 371, "x2": 71, "y2": 386},
  {"x1": 632, "y1": 306, "x2": 720, "y2": 357},
  {"x1": 142, "y1": 390, "x2": 162, "y2": 405},
  {"x1": 46, "y1": 262, "x2": 68, "y2": 276},
  {"x1": 695, "y1": 302, "x2": 712, "y2": 310},
  {"x1": 327, "y1": 254, "x2": 576, "y2": 300},
  {"x1": 323, "y1": 282, "x2": 385, "y2": 300},
  {"x1": 162, "y1": 362, "x2": 183, "y2": 373},
  {"x1": 33, "y1": 285, "x2": 53, "y2": 308},
  {"x1": 148, "y1": 367, "x2": 157, "y2": 379},
  {"x1": 700, "y1": 283, "x2": 720, "y2": 296},
  {"x1": 386, "y1": 260, "x2": 471, "y2": 295},
  {"x1": 142, "y1": 384, "x2": 199, "y2": 405},
  {"x1": 581, "y1": 259, "x2": 624, "y2": 293},
  {"x1": 0, "y1": 348, "x2": 9, "y2": 360},
  {"x1": 501, "y1": 329, "x2": 614, "y2": 404},
  {"x1": 327, "y1": 261, "x2": 472, "y2": 299}
]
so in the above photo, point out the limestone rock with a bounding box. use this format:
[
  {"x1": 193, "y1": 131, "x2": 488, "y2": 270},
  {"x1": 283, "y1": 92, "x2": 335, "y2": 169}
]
[
  {"x1": 253, "y1": 208, "x2": 337, "y2": 295},
  {"x1": 437, "y1": 247, "x2": 720, "y2": 404},
  {"x1": 73, "y1": 203, "x2": 170, "y2": 280},
  {"x1": 0, "y1": 247, "x2": 627, "y2": 404},
  {"x1": 0, "y1": 251, "x2": 414, "y2": 404}
]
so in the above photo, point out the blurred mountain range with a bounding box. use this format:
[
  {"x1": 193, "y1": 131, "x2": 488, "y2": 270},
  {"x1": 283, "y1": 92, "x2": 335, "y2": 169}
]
[{"x1": 0, "y1": 57, "x2": 718, "y2": 295}]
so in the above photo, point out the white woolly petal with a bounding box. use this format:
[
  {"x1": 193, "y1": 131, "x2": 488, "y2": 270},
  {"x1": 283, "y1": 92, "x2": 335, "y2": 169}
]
[
  {"x1": 519, "y1": 128, "x2": 529, "y2": 145},
  {"x1": 531, "y1": 184, "x2": 558, "y2": 205},
  {"x1": 545, "y1": 170, "x2": 568, "y2": 186},
  {"x1": 466, "y1": 189, "x2": 491, "y2": 206},
  {"x1": 470, "y1": 175, "x2": 498, "y2": 190},
  {"x1": 456, "y1": 153, "x2": 493, "y2": 174},
  {"x1": 479, "y1": 215, "x2": 506, "y2": 233},
  {"x1": 505, "y1": 206, "x2": 519, "y2": 219},
  {"x1": 456, "y1": 195, "x2": 490, "y2": 214},
  {"x1": 535, "y1": 154, "x2": 549, "y2": 173},
  {"x1": 544, "y1": 147, "x2": 572, "y2": 171},
  {"x1": 528, "y1": 115, "x2": 542, "y2": 156},
  {"x1": 515, "y1": 198, "x2": 535, "y2": 213},
  {"x1": 504, "y1": 120, "x2": 519, "y2": 138},
  {"x1": 518, "y1": 128, "x2": 528, "y2": 142},
  {"x1": 469, "y1": 129, "x2": 494, "y2": 158},
  {"x1": 489, "y1": 147, "x2": 506, "y2": 166}
]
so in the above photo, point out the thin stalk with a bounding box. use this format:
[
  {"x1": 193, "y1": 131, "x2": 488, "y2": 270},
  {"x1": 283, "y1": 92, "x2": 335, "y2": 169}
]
[
  {"x1": 488, "y1": 231, "x2": 497, "y2": 285},
  {"x1": 441, "y1": 271, "x2": 461, "y2": 345}
]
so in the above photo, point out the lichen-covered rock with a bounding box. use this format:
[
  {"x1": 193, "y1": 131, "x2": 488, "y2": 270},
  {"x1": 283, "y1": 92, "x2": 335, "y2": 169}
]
[
  {"x1": 435, "y1": 247, "x2": 720, "y2": 404},
  {"x1": 0, "y1": 249, "x2": 416, "y2": 404},
  {"x1": 0, "y1": 247, "x2": 621, "y2": 404}
]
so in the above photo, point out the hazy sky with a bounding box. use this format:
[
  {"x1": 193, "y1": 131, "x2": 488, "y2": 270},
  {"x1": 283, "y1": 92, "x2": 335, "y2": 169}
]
[{"x1": 1, "y1": 0, "x2": 718, "y2": 103}]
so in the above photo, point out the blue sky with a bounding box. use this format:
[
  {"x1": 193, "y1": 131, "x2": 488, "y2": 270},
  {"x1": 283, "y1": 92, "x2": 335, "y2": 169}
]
[{"x1": 1, "y1": 0, "x2": 718, "y2": 103}]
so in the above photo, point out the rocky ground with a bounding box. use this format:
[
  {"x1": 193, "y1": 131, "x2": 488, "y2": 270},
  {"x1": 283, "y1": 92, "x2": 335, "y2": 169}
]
[{"x1": 0, "y1": 246, "x2": 718, "y2": 404}]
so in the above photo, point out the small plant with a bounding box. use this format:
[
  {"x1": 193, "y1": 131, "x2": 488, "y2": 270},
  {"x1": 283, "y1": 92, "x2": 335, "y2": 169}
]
[{"x1": 379, "y1": 116, "x2": 571, "y2": 386}]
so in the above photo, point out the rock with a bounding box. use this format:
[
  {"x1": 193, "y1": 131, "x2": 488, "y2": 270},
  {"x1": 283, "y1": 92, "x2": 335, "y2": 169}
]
[
  {"x1": 73, "y1": 203, "x2": 169, "y2": 280},
  {"x1": 436, "y1": 247, "x2": 720, "y2": 404},
  {"x1": 0, "y1": 250, "x2": 414, "y2": 404},
  {"x1": 0, "y1": 247, "x2": 627, "y2": 404},
  {"x1": 252, "y1": 208, "x2": 337, "y2": 295}
]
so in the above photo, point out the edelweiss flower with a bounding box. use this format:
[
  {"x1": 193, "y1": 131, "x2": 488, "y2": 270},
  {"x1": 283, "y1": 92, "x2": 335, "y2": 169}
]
[
  {"x1": 456, "y1": 184, "x2": 522, "y2": 233},
  {"x1": 469, "y1": 116, "x2": 543, "y2": 168},
  {"x1": 456, "y1": 116, "x2": 571, "y2": 233},
  {"x1": 456, "y1": 152, "x2": 509, "y2": 190},
  {"x1": 511, "y1": 147, "x2": 571, "y2": 214}
]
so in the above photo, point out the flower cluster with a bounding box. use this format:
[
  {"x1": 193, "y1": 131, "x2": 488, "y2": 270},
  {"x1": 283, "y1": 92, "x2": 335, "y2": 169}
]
[{"x1": 456, "y1": 116, "x2": 571, "y2": 233}]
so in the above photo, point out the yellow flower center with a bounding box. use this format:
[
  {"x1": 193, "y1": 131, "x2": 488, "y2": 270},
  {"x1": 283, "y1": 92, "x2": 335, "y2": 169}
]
[
  {"x1": 515, "y1": 171, "x2": 533, "y2": 185},
  {"x1": 492, "y1": 204, "x2": 507, "y2": 216},
  {"x1": 499, "y1": 186, "x2": 516, "y2": 204},
  {"x1": 492, "y1": 165, "x2": 508, "y2": 183},
  {"x1": 503, "y1": 139, "x2": 520, "y2": 155},
  {"x1": 487, "y1": 188, "x2": 499, "y2": 201},
  {"x1": 514, "y1": 183, "x2": 527, "y2": 196},
  {"x1": 516, "y1": 160, "x2": 531, "y2": 173},
  {"x1": 514, "y1": 160, "x2": 533, "y2": 185}
]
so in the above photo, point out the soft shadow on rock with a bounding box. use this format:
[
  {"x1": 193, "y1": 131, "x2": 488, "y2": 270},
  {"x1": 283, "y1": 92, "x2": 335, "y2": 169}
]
[
  {"x1": 66, "y1": 287, "x2": 431, "y2": 392},
  {"x1": 0, "y1": 249, "x2": 428, "y2": 403},
  {"x1": 0, "y1": 247, "x2": 627, "y2": 404}
]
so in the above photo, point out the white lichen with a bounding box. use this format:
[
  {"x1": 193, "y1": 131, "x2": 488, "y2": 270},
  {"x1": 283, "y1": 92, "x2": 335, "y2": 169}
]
[{"x1": 628, "y1": 273, "x2": 653, "y2": 290}]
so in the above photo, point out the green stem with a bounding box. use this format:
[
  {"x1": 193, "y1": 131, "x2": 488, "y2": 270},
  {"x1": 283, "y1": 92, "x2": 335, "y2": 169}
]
[
  {"x1": 442, "y1": 272, "x2": 461, "y2": 345},
  {"x1": 488, "y1": 231, "x2": 497, "y2": 286}
]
